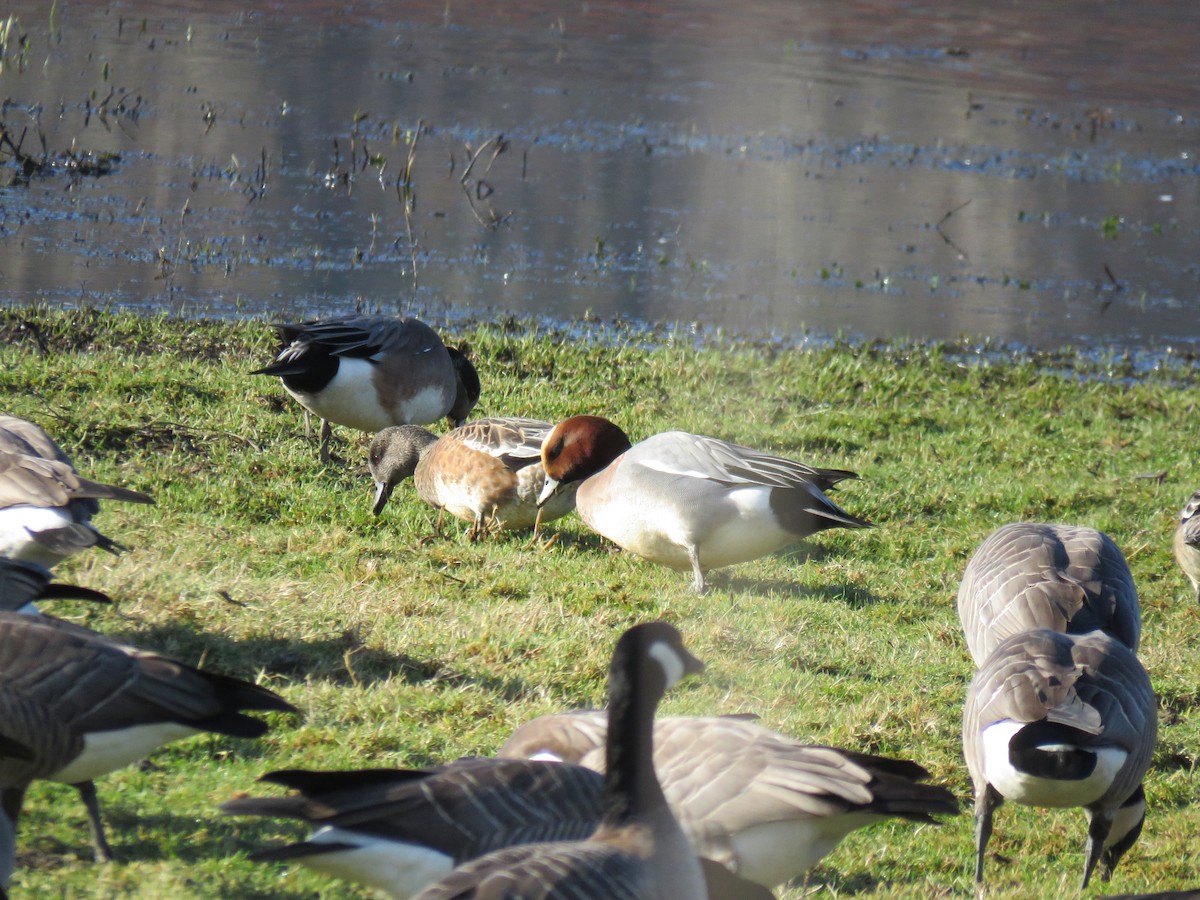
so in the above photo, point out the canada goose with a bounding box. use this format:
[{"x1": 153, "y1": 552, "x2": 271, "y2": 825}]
[
  {"x1": 1173, "y1": 490, "x2": 1200, "y2": 602},
  {"x1": 0, "y1": 418, "x2": 154, "y2": 567},
  {"x1": 499, "y1": 711, "x2": 959, "y2": 888},
  {"x1": 223, "y1": 759, "x2": 607, "y2": 898},
  {"x1": 412, "y1": 621, "x2": 706, "y2": 899},
  {"x1": 224, "y1": 758, "x2": 775, "y2": 900},
  {"x1": 0, "y1": 558, "x2": 109, "y2": 613},
  {"x1": 537, "y1": 416, "x2": 870, "y2": 593},
  {"x1": 963, "y1": 628, "x2": 1155, "y2": 887},
  {"x1": 251, "y1": 315, "x2": 480, "y2": 461},
  {"x1": 0, "y1": 611, "x2": 298, "y2": 864},
  {"x1": 368, "y1": 418, "x2": 578, "y2": 534},
  {"x1": 957, "y1": 523, "x2": 1140, "y2": 664}
]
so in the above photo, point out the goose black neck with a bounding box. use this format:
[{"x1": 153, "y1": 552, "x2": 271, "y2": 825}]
[{"x1": 602, "y1": 647, "x2": 666, "y2": 826}]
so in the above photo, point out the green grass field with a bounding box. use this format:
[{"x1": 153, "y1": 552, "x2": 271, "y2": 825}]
[{"x1": 1, "y1": 305, "x2": 1197, "y2": 898}]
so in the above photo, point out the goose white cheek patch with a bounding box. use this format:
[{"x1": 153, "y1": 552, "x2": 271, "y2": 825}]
[{"x1": 648, "y1": 640, "x2": 687, "y2": 690}]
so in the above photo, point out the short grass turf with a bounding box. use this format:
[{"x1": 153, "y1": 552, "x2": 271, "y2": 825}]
[{"x1": 1, "y1": 305, "x2": 1198, "y2": 898}]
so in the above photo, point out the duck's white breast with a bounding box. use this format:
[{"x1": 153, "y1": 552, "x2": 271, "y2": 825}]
[{"x1": 286, "y1": 358, "x2": 395, "y2": 431}]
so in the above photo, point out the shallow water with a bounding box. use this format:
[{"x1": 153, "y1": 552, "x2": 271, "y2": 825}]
[{"x1": 0, "y1": 0, "x2": 1197, "y2": 352}]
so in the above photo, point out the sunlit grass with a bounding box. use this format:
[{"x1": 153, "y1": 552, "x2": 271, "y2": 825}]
[{"x1": 1, "y1": 305, "x2": 1197, "y2": 897}]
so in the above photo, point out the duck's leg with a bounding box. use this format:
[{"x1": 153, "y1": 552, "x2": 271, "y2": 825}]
[
  {"x1": 318, "y1": 419, "x2": 333, "y2": 462},
  {"x1": 523, "y1": 508, "x2": 546, "y2": 551},
  {"x1": 687, "y1": 545, "x2": 708, "y2": 594},
  {"x1": 485, "y1": 510, "x2": 503, "y2": 539},
  {"x1": 417, "y1": 509, "x2": 447, "y2": 546}
]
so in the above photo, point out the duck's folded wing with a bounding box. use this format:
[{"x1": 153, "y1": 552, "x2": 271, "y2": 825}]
[
  {"x1": 458, "y1": 419, "x2": 553, "y2": 468},
  {"x1": 282, "y1": 316, "x2": 443, "y2": 360},
  {"x1": 635, "y1": 433, "x2": 855, "y2": 491}
]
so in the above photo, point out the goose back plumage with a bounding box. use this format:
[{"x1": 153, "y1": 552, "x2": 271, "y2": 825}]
[
  {"x1": 957, "y1": 523, "x2": 1140, "y2": 664},
  {"x1": 502, "y1": 713, "x2": 958, "y2": 887},
  {"x1": 0, "y1": 416, "x2": 76, "y2": 470}
]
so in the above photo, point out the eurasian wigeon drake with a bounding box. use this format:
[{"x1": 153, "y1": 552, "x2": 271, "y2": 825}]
[
  {"x1": 1173, "y1": 489, "x2": 1200, "y2": 602},
  {"x1": 499, "y1": 711, "x2": 958, "y2": 890},
  {"x1": 368, "y1": 418, "x2": 578, "y2": 536},
  {"x1": 536, "y1": 415, "x2": 872, "y2": 592},
  {"x1": 0, "y1": 416, "x2": 154, "y2": 568},
  {"x1": 963, "y1": 628, "x2": 1155, "y2": 888},
  {"x1": 0, "y1": 609, "x2": 298, "y2": 864},
  {"x1": 251, "y1": 315, "x2": 481, "y2": 461},
  {"x1": 957, "y1": 522, "x2": 1140, "y2": 664}
]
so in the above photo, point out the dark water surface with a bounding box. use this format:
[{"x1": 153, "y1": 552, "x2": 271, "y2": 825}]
[{"x1": 0, "y1": 0, "x2": 1197, "y2": 353}]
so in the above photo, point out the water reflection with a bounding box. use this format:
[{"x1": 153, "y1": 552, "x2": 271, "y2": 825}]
[{"x1": 0, "y1": 0, "x2": 1196, "y2": 351}]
